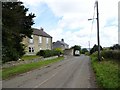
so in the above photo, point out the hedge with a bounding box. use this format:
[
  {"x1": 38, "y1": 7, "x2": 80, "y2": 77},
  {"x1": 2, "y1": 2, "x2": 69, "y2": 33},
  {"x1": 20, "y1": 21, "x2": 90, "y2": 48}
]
[
  {"x1": 101, "y1": 50, "x2": 120, "y2": 60},
  {"x1": 92, "y1": 50, "x2": 120, "y2": 61},
  {"x1": 36, "y1": 49, "x2": 63, "y2": 58}
]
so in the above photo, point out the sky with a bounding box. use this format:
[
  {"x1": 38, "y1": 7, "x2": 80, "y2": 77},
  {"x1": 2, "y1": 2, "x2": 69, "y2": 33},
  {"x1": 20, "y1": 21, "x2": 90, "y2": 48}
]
[{"x1": 21, "y1": 0, "x2": 119, "y2": 48}]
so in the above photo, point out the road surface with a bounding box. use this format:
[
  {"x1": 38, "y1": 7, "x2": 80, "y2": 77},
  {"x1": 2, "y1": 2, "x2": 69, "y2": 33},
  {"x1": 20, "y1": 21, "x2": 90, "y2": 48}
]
[{"x1": 3, "y1": 55, "x2": 97, "y2": 88}]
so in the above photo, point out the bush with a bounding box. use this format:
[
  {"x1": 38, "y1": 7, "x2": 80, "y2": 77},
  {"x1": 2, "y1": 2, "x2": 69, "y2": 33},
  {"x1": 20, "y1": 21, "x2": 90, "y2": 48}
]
[
  {"x1": 101, "y1": 50, "x2": 120, "y2": 60},
  {"x1": 36, "y1": 49, "x2": 63, "y2": 58},
  {"x1": 2, "y1": 46, "x2": 20, "y2": 63},
  {"x1": 53, "y1": 48, "x2": 63, "y2": 56}
]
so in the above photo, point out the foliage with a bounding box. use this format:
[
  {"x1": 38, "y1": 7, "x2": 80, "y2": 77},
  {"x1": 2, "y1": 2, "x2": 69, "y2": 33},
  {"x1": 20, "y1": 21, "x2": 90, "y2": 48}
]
[
  {"x1": 109, "y1": 44, "x2": 120, "y2": 50},
  {"x1": 53, "y1": 48, "x2": 64, "y2": 56},
  {"x1": 91, "y1": 55, "x2": 119, "y2": 88},
  {"x1": 71, "y1": 45, "x2": 81, "y2": 56},
  {"x1": 2, "y1": 57, "x2": 64, "y2": 80},
  {"x1": 101, "y1": 50, "x2": 120, "y2": 60},
  {"x1": 81, "y1": 48, "x2": 88, "y2": 54},
  {"x1": 85, "y1": 52, "x2": 90, "y2": 56},
  {"x1": 36, "y1": 49, "x2": 63, "y2": 58},
  {"x1": 90, "y1": 44, "x2": 103, "y2": 54},
  {"x1": 2, "y1": 2, "x2": 35, "y2": 63}
]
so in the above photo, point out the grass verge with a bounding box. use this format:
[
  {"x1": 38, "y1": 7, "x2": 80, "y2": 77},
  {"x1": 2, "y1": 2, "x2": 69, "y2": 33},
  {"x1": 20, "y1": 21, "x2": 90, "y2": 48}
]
[
  {"x1": 2, "y1": 57, "x2": 64, "y2": 80},
  {"x1": 91, "y1": 56, "x2": 120, "y2": 88},
  {"x1": 21, "y1": 55, "x2": 40, "y2": 60}
]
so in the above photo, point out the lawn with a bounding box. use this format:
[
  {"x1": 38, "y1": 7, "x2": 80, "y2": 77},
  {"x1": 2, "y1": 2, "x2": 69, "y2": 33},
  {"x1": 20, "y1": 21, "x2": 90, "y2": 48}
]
[
  {"x1": 2, "y1": 57, "x2": 64, "y2": 80},
  {"x1": 91, "y1": 56, "x2": 119, "y2": 88},
  {"x1": 21, "y1": 55, "x2": 41, "y2": 60}
]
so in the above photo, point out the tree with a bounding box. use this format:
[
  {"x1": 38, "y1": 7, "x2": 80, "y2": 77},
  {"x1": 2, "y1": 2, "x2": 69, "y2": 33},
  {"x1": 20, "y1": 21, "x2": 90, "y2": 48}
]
[
  {"x1": 53, "y1": 48, "x2": 63, "y2": 57},
  {"x1": 110, "y1": 44, "x2": 120, "y2": 50},
  {"x1": 81, "y1": 48, "x2": 88, "y2": 54},
  {"x1": 90, "y1": 44, "x2": 103, "y2": 54},
  {"x1": 2, "y1": 2, "x2": 35, "y2": 63},
  {"x1": 71, "y1": 45, "x2": 81, "y2": 56}
]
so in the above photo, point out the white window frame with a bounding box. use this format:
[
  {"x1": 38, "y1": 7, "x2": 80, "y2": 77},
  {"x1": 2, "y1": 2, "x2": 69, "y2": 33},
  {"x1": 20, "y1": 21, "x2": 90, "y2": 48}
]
[
  {"x1": 29, "y1": 47, "x2": 34, "y2": 53},
  {"x1": 46, "y1": 38, "x2": 49, "y2": 44},
  {"x1": 39, "y1": 36, "x2": 42, "y2": 43},
  {"x1": 29, "y1": 35, "x2": 33, "y2": 43}
]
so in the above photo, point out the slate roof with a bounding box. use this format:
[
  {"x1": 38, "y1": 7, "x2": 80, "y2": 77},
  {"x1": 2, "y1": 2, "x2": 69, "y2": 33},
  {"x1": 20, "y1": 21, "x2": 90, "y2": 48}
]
[
  {"x1": 32, "y1": 28, "x2": 52, "y2": 38},
  {"x1": 56, "y1": 41, "x2": 69, "y2": 46}
]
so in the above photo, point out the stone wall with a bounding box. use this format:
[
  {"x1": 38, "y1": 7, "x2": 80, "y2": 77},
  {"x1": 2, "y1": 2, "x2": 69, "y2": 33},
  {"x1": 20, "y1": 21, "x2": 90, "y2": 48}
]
[
  {"x1": 64, "y1": 48, "x2": 74, "y2": 56},
  {"x1": 2, "y1": 56, "x2": 58, "y2": 68}
]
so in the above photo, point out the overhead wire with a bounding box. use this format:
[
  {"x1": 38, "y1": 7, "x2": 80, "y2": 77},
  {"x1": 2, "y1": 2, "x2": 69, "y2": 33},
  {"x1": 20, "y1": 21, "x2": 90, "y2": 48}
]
[{"x1": 89, "y1": 1, "x2": 96, "y2": 49}]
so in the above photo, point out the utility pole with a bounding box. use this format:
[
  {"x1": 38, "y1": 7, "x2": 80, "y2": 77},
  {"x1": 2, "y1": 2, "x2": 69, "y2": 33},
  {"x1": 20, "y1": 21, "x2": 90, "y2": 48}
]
[
  {"x1": 88, "y1": 0, "x2": 101, "y2": 61},
  {"x1": 88, "y1": 41, "x2": 90, "y2": 52},
  {"x1": 96, "y1": 1, "x2": 101, "y2": 61}
]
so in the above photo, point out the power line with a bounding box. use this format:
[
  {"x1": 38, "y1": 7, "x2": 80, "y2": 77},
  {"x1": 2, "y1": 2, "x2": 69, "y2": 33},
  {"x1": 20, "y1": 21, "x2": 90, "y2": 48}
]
[
  {"x1": 88, "y1": 1, "x2": 96, "y2": 49},
  {"x1": 88, "y1": 0, "x2": 101, "y2": 61}
]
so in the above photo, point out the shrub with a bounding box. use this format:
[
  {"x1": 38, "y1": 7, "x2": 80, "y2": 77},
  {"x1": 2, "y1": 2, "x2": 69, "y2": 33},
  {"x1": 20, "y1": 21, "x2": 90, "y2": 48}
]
[
  {"x1": 101, "y1": 50, "x2": 120, "y2": 60},
  {"x1": 36, "y1": 49, "x2": 63, "y2": 58},
  {"x1": 53, "y1": 48, "x2": 63, "y2": 56},
  {"x1": 2, "y1": 46, "x2": 20, "y2": 63}
]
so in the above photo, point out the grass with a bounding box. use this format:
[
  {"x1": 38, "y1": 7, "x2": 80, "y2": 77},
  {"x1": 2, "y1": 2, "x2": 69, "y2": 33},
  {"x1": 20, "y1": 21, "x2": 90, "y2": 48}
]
[
  {"x1": 21, "y1": 55, "x2": 40, "y2": 60},
  {"x1": 91, "y1": 56, "x2": 120, "y2": 88},
  {"x1": 2, "y1": 57, "x2": 64, "y2": 80}
]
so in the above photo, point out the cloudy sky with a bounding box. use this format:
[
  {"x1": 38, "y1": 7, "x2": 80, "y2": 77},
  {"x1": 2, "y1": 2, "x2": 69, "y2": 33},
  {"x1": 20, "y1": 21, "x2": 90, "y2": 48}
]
[{"x1": 21, "y1": 0, "x2": 119, "y2": 48}]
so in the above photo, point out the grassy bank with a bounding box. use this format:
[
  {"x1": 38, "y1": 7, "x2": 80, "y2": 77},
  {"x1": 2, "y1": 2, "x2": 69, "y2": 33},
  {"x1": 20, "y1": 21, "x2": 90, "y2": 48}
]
[
  {"x1": 21, "y1": 55, "x2": 40, "y2": 60},
  {"x1": 2, "y1": 57, "x2": 64, "y2": 80},
  {"x1": 91, "y1": 55, "x2": 119, "y2": 88}
]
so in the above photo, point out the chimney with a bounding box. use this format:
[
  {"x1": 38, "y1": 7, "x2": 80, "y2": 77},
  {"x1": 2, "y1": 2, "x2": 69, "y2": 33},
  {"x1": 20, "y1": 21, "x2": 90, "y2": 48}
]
[
  {"x1": 40, "y1": 27, "x2": 44, "y2": 31},
  {"x1": 61, "y1": 39, "x2": 64, "y2": 42}
]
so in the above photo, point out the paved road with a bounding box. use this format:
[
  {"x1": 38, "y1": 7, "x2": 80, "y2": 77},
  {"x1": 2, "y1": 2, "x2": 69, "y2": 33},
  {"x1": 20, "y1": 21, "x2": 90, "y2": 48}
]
[{"x1": 3, "y1": 55, "x2": 97, "y2": 88}]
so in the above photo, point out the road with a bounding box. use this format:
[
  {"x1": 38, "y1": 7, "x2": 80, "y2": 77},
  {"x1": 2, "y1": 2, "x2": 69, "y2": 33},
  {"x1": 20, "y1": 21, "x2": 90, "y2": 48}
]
[{"x1": 3, "y1": 55, "x2": 97, "y2": 88}]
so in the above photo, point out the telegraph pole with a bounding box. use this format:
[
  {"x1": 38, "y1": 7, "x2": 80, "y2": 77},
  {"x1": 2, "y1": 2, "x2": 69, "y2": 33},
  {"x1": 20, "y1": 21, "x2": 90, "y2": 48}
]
[
  {"x1": 96, "y1": 1, "x2": 101, "y2": 61},
  {"x1": 88, "y1": 41, "x2": 90, "y2": 52},
  {"x1": 88, "y1": 0, "x2": 101, "y2": 61}
]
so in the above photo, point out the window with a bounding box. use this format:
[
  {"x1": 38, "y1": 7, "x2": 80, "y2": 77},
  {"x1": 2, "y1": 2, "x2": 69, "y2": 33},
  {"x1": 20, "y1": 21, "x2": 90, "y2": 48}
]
[
  {"x1": 29, "y1": 47, "x2": 31, "y2": 52},
  {"x1": 29, "y1": 47, "x2": 34, "y2": 53},
  {"x1": 46, "y1": 38, "x2": 49, "y2": 44},
  {"x1": 32, "y1": 47, "x2": 34, "y2": 52},
  {"x1": 46, "y1": 44, "x2": 49, "y2": 49},
  {"x1": 29, "y1": 35, "x2": 33, "y2": 43},
  {"x1": 39, "y1": 36, "x2": 42, "y2": 43}
]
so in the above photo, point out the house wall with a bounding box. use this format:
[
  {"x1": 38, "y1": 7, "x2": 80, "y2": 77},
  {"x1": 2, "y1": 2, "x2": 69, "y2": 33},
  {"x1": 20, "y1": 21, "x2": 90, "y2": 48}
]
[
  {"x1": 22, "y1": 35, "x2": 52, "y2": 55},
  {"x1": 64, "y1": 48, "x2": 74, "y2": 56}
]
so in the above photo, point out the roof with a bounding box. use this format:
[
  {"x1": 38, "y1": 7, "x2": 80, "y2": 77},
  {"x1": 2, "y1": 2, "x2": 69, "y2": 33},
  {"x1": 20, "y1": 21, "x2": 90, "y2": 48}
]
[
  {"x1": 32, "y1": 28, "x2": 52, "y2": 38},
  {"x1": 55, "y1": 41, "x2": 69, "y2": 46}
]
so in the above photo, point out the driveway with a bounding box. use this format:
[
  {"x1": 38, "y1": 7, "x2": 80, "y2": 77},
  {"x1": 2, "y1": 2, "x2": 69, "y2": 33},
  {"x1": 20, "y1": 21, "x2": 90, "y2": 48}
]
[{"x1": 3, "y1": 54, "x2": 97, "y2": 88}]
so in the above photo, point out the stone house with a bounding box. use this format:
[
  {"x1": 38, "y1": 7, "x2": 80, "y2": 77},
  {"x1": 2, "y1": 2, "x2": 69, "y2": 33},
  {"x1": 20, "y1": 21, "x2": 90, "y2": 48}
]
[
  {"x1": 22, "y1": 28, "x2": 52, "y2": 55},
  {"x1": 53, "y1": 39, "x2": 69, "y2": 50}
]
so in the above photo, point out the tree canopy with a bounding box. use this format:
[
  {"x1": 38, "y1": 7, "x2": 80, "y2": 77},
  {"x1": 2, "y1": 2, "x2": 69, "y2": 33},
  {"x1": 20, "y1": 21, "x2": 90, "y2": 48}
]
[
  {"x1": 71, "y1": 45, "x2": 81, "y2": 56},
  {"x1": 110, "y1": 44, "x2": 120, "y2": 50},
  {"x1": 81, "y1": 48, "x2": 88, "y2": 54},
  {"x1": 2, "y1": 2, "x2": 35, "y2": 63},
  {"x1": 90, "y1": 44, "x2": 103, "y2": 54}
]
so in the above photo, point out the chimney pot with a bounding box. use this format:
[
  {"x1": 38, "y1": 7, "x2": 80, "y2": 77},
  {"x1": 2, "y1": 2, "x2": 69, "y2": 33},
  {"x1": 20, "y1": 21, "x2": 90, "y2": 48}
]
[
  {"x1": 61, "y1": 39, "x2": 64, "y2": 42},
  {"x1": 40, "y1": 27, "x2": 44, "y2": 31}
]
